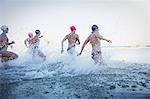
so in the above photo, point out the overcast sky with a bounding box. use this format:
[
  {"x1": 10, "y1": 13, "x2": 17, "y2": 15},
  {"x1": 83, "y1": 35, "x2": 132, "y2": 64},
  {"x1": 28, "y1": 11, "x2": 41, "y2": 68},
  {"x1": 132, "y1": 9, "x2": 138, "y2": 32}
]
[{"x1": 0, "y1": 0, "x2": 150, "y2": 48}]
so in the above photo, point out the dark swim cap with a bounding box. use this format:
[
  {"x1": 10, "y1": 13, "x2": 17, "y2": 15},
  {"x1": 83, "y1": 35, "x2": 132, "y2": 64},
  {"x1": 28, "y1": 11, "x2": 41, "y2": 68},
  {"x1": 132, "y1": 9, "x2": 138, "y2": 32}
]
[
  {"x1": 35, "y1": 29, "x2": 40, "y2": 34},
  {"x1": 91, "y1": 25, "x2": 98, "y2": 31}
]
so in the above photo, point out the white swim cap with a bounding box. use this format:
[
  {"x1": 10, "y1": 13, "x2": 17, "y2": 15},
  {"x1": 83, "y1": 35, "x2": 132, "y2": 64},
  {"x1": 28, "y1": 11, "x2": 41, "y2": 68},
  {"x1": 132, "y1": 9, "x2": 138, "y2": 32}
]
[{"x1": 1, "y1": 25, "x2": 8, "y2": 31}]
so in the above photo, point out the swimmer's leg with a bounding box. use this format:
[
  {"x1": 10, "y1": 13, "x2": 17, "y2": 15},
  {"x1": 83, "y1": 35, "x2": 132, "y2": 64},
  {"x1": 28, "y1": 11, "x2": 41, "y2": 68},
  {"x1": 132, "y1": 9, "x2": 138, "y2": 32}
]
[
  {"x1": 38, "y1": 50, "x2": 46, "y2": 60},
  {"x1": 92, "y1": 53, "x2": 102, "y2": 64},
  {"x1": 0, "y1": 51, "x2": 18, "y2": 62}
]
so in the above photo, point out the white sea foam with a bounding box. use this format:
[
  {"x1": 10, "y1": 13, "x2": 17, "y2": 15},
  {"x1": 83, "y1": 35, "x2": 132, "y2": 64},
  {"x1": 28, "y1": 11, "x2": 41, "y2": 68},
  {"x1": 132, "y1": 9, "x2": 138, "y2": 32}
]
[{"x1": 0, "y1": 47, "x2": 150, "y2": 80}]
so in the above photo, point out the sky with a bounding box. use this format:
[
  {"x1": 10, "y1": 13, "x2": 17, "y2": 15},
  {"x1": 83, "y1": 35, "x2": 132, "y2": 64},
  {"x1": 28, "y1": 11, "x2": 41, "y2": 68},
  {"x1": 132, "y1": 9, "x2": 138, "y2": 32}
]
[{"x1": 0, "y1": 0, "x2": 150, "y2": 49}]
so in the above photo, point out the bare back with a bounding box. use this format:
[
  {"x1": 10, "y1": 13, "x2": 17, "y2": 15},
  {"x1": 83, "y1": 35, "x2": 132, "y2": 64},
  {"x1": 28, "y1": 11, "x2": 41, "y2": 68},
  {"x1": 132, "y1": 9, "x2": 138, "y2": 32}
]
[
  {"x1": 0, "y1": 33, "x2": 9, "y2": 51},
  {"x1": 67, "y1": 33, "x2": 78, "y2": 44},
  {"x1": 32, "y1": 36, "x2": 40, "y2": 47},
  {"x1": 25, "y1": 37, "x2": 34, "y2": 48},
  {"x1": 88, "y1": 32, "x2": 101, "y2": 51},
  {"x1": 28, "y1": 38, "x2": 34, "y2": 45}
]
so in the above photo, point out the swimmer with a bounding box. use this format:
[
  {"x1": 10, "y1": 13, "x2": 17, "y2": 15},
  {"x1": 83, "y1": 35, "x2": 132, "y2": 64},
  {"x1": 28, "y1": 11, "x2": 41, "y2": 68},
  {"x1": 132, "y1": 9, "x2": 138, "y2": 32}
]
[
  {"x1": 61, "y1": 26, "x2": 80, "y2": 54},
  {"x1": 0, "y1": 25, "x2": 18, "y2": 62},
  {"x1": 78, "y1": 25, "x2": 112, "y2": 64}
]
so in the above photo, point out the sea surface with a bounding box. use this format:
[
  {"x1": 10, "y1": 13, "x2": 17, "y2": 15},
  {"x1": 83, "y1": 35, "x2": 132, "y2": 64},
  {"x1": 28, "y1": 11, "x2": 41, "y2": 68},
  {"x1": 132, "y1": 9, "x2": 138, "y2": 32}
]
[{"x1": 0, "y1": 47, "x2": 150, "y2": 99}]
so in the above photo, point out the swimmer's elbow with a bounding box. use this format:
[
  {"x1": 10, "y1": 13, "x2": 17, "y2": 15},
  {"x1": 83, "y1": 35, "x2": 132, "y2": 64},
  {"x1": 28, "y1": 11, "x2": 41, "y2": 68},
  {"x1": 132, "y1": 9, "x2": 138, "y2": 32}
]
[{"x1": 77, "y1": 41, "x2": 80, "y2": 45}]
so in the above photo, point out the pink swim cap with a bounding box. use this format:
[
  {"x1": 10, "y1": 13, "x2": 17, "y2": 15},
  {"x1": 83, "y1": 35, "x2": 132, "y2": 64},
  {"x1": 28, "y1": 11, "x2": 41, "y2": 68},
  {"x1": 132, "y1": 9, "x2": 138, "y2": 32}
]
[
  {"x1": 70, "y1": 26, "x2": 76, "y2": 31},
  {"x1": 28, "y1": 32, "x2": 33, "y2": 38}
]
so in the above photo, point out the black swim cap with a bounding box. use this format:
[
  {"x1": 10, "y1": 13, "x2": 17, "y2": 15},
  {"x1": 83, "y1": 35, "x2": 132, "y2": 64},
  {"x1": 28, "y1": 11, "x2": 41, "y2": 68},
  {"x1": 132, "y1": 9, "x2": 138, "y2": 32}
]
[
  {"x1": 35, "y1": 29, "x2": 40, "y2": 34},
  {"x1": 91, "y1": 25, "x2": 98, "y2": 31}
]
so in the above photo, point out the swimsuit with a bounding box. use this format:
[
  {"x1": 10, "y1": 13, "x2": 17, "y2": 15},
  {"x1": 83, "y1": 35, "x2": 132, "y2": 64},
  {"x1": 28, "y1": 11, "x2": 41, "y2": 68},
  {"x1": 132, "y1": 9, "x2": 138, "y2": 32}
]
[
  {"x1": 67, "y1": 44, "x2": 75, "y2": 54},
  {"x1": 0, "y1": 45, "x2": 5, "y2": 52},
  {"x1": 30, "y1": 45, "x2": 39, "y2": 55},
  {"x1": 67, "y1": 45, "x2": 75, "y2": 51},
  {"x1": 91, "y1": 50, "x2": 101, "y2": 59}
]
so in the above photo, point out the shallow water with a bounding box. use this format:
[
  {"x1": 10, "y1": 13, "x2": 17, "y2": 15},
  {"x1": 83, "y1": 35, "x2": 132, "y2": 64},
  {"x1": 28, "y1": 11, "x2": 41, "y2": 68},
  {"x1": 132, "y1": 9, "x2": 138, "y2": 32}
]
[{"x1": 0, "y1": 47, "x2": 150, "y2": 99}]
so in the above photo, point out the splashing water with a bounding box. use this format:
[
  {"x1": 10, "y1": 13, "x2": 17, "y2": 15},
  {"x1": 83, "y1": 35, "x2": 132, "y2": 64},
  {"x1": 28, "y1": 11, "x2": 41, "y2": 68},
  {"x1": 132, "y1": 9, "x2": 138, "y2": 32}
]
[
  {"x1": 1, "y1": 47, "x2": 150, "y2": 78},
  {"x1": 0, "y1": 46, "x2": 150, "y2": 99}
]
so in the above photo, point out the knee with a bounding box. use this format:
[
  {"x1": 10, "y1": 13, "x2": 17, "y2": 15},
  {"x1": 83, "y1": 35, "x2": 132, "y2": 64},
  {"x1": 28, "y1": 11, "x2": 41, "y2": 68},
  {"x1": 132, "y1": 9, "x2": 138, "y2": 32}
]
[
  {"x1": 14, "y1": 54, "x2": 18, "y2": 59},
  {"x1": 10, "y1": 53, "x2": 18, "y2": 59}
]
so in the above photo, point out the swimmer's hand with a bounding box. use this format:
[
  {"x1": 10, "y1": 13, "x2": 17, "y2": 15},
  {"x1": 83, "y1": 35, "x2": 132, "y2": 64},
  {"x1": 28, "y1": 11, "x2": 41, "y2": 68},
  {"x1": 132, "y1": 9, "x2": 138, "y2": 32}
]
[
  {"x1": 61, "y1": 49, "x2": 64, "y2": 54},
  {"x1": 77, "y1": 52, "x2": 82, "y2": 56},
  {"x1": 107, "y1": 40, "x2": 112, "y2": 43},
  {"x1": 11, "y1": 41, "x2": 15, "y2": 44},
  {"x1": 39, "y1": 35, "x2": 43, "y2": 38},
  {"x1": 8, "y1": 41, "x2": 15, "y2": 45}
]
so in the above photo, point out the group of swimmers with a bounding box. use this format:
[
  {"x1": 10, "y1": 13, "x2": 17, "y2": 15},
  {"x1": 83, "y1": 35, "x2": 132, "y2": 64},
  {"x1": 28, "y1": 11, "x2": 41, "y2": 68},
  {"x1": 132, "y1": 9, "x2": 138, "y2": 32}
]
[
  {"x1": 61, "y1": 25, "x2": 112, "y2": 64},
  {"x1": 0, "y1": 25, "x2": 112, "y2": 64},
  {"x1": 24, "y1": 29, "x2": 46, "y2": 61}
]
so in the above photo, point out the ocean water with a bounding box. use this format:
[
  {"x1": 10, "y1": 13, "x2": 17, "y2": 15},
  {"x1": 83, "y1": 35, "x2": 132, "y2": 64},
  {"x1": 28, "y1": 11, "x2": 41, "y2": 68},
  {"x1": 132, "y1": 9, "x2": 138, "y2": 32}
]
[{"x1": 0, "y1": 47, "x2": 150, "y2": 99}]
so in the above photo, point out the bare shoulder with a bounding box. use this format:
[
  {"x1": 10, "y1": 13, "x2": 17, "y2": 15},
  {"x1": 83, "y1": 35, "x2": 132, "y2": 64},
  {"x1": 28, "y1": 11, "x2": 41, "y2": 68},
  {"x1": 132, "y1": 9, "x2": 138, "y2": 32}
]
[
  {"x1": 87, "y1": 34, "x2": 92, "y2": 40},
  {"x1": 36, "y1": 35, "x2": 39, "y2": 38},
  {"x1": 99, "y1": 34, "x2": 103, "y2": 39},
  {"x1": 66, "y1": 33, "x2": 71, "y2": 38},
  {"x1": 89, "y1": 33, "x2": 93, "y2": 38},
  {"x1": 0, "y1": 34, "x2": 7, "y2": 40},
  {"x1": 32, "y1": 36, "x2": 37, "y2": 41},
  {"x1": 1, "y1": 33, "x2": 6, "y2": 37},
  {"x1": 75, "y1": 33, "x2": 79, "y2": 37},
  {"x1": 95, "y1": 32, "x2": 103, "y2": 38}
]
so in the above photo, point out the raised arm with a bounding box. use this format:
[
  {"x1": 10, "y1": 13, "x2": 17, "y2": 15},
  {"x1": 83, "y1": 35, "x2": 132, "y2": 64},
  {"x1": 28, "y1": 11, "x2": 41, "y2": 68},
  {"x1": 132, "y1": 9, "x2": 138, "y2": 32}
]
[
  {"x1": 61, "y1": 35, "x2": 68, "y2": 54},
  {"x1": 97, "y1": 33, "x2": 112, "y2": 43},
  {"x1": 78, "y1": 36, "x2": 90, "y2": 56},
  {"x1": 101, "y1": 36, "x2": 112, "y2": 43},
  {"x1": 39, "y1": 35, "x2": 43, "y2": 38},
  {"x1": 8, "y1": 41, "x2": 15, "y2": 45}
]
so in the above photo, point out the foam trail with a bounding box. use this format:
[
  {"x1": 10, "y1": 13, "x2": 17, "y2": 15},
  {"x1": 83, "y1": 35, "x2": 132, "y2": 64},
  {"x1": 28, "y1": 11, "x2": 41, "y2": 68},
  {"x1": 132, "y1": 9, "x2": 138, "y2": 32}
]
[{"x1": 1, "y1": 45, "x2": 150, "y2": 80}]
